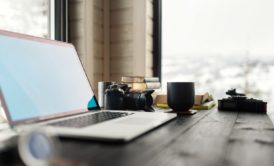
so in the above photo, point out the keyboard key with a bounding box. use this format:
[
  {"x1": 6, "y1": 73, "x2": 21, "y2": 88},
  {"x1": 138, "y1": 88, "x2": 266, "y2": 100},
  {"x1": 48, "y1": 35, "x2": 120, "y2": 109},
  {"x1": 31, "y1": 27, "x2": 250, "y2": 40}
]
[{"x1": 47, "y1": 112, "x2": 131, "y2": 128}]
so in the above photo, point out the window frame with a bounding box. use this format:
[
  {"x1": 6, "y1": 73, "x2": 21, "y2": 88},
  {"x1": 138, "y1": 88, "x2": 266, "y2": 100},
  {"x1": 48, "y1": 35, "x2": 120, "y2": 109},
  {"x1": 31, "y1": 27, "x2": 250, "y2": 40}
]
[
  {"x1": 153, "y1": 0, "x2": 162, "y2": 81},
  {"x1": 54, "y1": 0, "x2": 69, "y2": 42}
]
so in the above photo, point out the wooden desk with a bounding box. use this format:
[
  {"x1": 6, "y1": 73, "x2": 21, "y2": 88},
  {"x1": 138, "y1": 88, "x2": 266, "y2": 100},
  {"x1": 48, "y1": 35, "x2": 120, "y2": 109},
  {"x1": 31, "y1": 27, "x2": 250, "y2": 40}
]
[{"x1": 2, "y1": 110, "x2": 274, "y2": 166}]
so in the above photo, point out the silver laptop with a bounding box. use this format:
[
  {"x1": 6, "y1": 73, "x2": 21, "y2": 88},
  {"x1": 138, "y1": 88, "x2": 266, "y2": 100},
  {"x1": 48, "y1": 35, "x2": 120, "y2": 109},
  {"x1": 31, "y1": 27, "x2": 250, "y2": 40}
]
[{"x1": 0, "y1": 30, "x2": 176, "y2": 142}]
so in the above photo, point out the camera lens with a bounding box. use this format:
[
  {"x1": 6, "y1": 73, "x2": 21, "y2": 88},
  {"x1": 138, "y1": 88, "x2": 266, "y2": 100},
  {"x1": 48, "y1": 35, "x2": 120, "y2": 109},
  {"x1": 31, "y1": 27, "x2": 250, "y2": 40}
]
[{"x1": 124, "y1": 90, "x2": 154, "y2": 111}]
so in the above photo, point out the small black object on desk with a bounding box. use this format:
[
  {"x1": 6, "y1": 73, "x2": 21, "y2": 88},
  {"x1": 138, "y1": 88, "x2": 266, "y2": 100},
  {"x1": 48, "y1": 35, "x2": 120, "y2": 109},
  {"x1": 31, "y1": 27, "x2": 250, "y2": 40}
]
[
  {"x1": 167, "y1": 82, "x2": 196, "y2": 115},
  {"x1": 104, "y1": 84, "x2": 155, "y2": 112},
  {"x1": 218, "y1": 89, "x2": 267, "y2": 113}
]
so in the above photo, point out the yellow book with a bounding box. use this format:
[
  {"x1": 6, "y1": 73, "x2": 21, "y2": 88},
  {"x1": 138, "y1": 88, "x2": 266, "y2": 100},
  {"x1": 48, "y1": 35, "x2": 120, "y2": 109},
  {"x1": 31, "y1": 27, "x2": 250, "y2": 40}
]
[
  {"x1": 192, "y1": 101, "x2": 216, "y2": 110},
  {"x1": 156, "y1": 103, "x2": 170, "y2": 108},
  {"x1": 156, "y1": 101, "x2": 216, "y2": 110}
]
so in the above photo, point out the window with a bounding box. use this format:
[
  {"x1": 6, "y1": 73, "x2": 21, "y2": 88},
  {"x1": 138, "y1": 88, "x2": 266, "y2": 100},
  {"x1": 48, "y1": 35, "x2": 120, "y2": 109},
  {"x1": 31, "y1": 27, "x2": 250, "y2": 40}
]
[
  {"x1": 0, "y1": 0, "x2": 52, "y2": 38},
  {"x1": 162, "y1": 0, "x2": 274, "y2": 109}
]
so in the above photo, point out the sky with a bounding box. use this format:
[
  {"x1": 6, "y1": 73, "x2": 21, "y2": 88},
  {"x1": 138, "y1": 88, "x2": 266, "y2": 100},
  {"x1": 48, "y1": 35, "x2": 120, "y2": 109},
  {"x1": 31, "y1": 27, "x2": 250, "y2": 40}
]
[{"x1": 162, "y1": 0, "x2": 274, "y2": 56}]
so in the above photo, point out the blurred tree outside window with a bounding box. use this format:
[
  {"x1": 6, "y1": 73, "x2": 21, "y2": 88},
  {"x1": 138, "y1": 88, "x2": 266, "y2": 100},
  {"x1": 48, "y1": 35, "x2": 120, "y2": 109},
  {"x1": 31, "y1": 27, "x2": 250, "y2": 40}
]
[{"x1": 0, "y1": 0, "x2": 50, "y2": 38}]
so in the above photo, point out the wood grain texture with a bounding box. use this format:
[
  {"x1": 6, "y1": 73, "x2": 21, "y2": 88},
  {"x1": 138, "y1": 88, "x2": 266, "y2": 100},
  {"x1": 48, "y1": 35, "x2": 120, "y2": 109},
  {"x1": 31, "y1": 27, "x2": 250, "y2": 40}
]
[
  {"x1": 142, "y1": 110, "x2": 238, "y2": 166},
  {"x1": 60, "y1": 110, "x2": 212, "y2": 165},
  {"x1": 222, "y1": 112, "x2": 274, "y2": 166},
  {"x1": 59, "y1": 110, "x2": 274, "y2": 166},
  {"x1": 3, "y1": 110, "x2": 274, "y2": 166}
]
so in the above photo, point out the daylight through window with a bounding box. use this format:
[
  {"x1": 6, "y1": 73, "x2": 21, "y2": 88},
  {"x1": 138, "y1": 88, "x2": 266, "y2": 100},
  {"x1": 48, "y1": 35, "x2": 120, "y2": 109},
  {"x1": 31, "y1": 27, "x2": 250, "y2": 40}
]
[
  {"x1": 0, "y1": 0, "x2": 50, "y2": 38},
  {"x1": 162, "y1": 0, "x2": 274, "y2": 110}
]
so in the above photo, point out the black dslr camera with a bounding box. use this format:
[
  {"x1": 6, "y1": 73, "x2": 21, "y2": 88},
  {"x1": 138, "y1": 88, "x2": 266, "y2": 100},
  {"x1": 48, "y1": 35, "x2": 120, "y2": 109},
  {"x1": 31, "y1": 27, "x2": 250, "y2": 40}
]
[
  {"x1": 104, "y1": 84, "x2": 154, "y2": 112},
  {"x1": 218, "y1": 89, "x2": 267, "y2": 113}
]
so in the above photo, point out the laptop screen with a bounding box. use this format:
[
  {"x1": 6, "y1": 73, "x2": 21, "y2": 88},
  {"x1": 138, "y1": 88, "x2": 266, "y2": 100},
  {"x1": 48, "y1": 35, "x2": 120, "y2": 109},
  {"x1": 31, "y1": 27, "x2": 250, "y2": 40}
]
[{"x1": 0, "y1": 31, "x2": 99, "y2": 125}]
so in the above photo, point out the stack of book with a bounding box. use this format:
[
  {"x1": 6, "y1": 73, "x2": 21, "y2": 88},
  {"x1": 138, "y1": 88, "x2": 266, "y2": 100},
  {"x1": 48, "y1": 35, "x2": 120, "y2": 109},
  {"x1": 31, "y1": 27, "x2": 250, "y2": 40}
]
[
  {"x1": 121, "y1": 76, "x2": 161, "y2": 91},
  {"x1": 192, "y1": 92, "x2": 215, "y2": 110}
]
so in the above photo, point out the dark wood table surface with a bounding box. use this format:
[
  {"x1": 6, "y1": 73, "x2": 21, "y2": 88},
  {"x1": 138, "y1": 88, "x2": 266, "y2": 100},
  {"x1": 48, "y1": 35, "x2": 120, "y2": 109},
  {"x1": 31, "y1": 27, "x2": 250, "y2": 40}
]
[{"x1": 2, "y1": 109, "x2": 274, "y2": 166}]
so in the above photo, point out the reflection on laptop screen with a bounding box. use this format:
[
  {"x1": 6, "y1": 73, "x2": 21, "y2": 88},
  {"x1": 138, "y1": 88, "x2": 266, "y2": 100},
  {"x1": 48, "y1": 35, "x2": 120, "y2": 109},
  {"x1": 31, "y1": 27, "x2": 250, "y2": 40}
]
[{"x1": 0, "y1": 33, "x2": 98, "y2": 122}]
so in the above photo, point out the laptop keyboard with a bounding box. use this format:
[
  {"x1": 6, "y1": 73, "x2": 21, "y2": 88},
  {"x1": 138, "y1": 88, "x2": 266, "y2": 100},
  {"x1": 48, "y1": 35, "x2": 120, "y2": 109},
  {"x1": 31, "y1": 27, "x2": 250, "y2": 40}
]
[{"x1": 47, "y1": 112, "x2": 131, "y2": 128}]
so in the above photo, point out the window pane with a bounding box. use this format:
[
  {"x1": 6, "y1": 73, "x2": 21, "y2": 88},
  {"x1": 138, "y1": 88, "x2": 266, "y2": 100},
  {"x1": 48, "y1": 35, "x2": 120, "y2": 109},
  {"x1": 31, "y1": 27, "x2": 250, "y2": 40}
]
[
  {"x1": 0, "y1": 0, "x2": 50, "y2": 38},
  {"x1": 162, "y1": 0, "x2": 274, "y2": 110}
]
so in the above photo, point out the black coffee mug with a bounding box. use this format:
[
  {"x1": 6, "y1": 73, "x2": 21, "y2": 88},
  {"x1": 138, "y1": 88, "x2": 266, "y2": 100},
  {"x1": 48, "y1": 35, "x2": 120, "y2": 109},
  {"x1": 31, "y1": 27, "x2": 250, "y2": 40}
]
[{"x1": 167, "y1": 82, "x2": 195, "y2": 112}]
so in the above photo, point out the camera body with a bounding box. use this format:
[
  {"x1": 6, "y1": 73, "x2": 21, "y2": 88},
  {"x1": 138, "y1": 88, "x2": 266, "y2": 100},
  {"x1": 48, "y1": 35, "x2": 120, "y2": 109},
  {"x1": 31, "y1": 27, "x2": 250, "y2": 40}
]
[
  {"x1": 218, "y1": 89, "x2": 267, "y2": 113},
  {"x1": 104, "y1": 84, "x2": 154, "y2": 112}
]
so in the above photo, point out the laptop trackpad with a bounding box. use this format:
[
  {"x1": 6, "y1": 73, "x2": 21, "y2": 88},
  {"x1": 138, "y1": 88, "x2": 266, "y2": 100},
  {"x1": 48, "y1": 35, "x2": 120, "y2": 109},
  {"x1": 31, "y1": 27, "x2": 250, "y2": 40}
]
[{"x1": 115, "y1": 117, "x2": 155, "y2": 125}]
